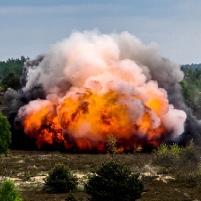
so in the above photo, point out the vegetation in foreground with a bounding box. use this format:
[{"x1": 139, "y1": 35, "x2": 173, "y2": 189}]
[
  {"x1": 0, "y1": 179, "x2": 23, "y2": 201},
  {"x1": 85, "y1": 160, "x2": 143, "y2": 201},
  {"x1": 0, "y1": 112, "x2": 12, "y2": 154},
  {"x1": 43, "y1": 164, "x2": 78, "y2": 193},
  {"x1": 0, "y1": 141, "x2": 200, "y2": 201}
]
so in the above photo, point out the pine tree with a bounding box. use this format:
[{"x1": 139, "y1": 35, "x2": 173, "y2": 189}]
[{"x1": 0, "y1": 112, "x2": 11, "y2": 154}]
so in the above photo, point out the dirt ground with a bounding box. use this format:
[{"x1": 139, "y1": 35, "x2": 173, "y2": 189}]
[{"x1": 0, "y1": 150, "x2": 200, "y2": 201}]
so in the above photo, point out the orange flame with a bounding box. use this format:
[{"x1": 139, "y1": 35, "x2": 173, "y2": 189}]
[
  {"x1": 14, "y1": 32, "x2": 187, "y2": 152},
  {"x1": 19, "y1": 87, "x2": 170, "y2": 152}
]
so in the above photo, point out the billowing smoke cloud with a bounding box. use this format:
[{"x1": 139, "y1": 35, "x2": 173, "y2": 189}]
[{"x1": 2, "y1": 31, "x2": 199, "y2": 152}]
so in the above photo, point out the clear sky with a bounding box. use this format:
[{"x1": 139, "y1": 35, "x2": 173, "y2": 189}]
[{"x1": 1, "y1": 0, "x2": 201, "y2": 64}]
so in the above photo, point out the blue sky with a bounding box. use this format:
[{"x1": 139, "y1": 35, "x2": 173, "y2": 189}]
[{"x1": 1, "y1": 0, "x2": 201, "y2": 64}]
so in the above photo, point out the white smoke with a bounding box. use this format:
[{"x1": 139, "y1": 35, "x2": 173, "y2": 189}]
[
  {"x1": 19, "y1": 31, "x2": 186, "y2": 140},
  {"x1": 2, "y1": 30, "x2": 193, "y2": 152}
]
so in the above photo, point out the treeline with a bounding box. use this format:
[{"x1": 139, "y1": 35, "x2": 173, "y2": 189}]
[
  {"x1": 181, "y1": 63, "x2": 201, "y2": 118},
  {"x1": 181, "y1": 63, "x2": 201, "y2": 69},
  {"x1": 0, "y1": 56, "x2": 29, "y2": 91},
  {"x1": 0, "y1": 56, "x2": 28, "y2": 78}
]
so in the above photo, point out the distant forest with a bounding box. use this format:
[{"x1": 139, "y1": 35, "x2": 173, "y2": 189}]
[
  {"x1": 0, "y1": 57, "x2": 201, "y2": 118},
  {"x1": 181, "y1": 63, "x2": 201, "y2": 69},
  {"x1": 180, "y1": 63, "x2": 201, "y2": 118},
  {"x1": 0, "y1": 56, "x2": 29, "y2": 78},
  {"x1": 0, "y1": 56, "x2": 29, "y2": 90}
]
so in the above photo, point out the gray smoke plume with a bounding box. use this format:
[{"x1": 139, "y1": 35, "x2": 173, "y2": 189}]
[{"x1": 2, "y1": 31, "x2": 201, "y2": 150}]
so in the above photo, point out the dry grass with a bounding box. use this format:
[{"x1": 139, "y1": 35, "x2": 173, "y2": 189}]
[{"x1": 0, "y1": 150, "x2": 200, "y2": 201}]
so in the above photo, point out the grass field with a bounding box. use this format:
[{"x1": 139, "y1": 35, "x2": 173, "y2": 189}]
[{"x1": 0, "y1": 150, "x2": 200, "y2": 201}]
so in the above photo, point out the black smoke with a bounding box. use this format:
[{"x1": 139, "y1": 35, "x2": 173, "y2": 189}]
[{"x1": 2, "y1": 31, "x2": 201, "y2": 150}]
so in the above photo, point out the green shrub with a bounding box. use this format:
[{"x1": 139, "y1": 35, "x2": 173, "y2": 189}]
[
  {"x1": 194, "y1": 162, "x2": 201, "y2": 182},
  {"x1": 180, "y1": 140, "x2": 200, "y2": 167},
  {"x1": 0, "y1": 179, "x2": 23, "y2": 201},
  {"x1": 85, "y1": 160, "x2": 144, "y2": 201},
  {"x1": 154, "y1": 140, "x2": 201, "y2": 182},
  {"x1": 175, "y1": 140, "x2": 201, "y2": 181},
  {"x1": 154, "y1": 143, "x2": 182, "y2": 167},
  {"x1": 0, "y1": 112, "x2": 12, "y2": 154},
  {"x1": 43, "y1": 164, "x2": 78, "y2": 193},
  {"x1": 106, "y1": 134, "x2": 118, "y2": 154}
]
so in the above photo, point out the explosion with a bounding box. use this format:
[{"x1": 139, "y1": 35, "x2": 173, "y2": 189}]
[{"x1": 3, "y1": 31, "x2": 188, "y2": 152}]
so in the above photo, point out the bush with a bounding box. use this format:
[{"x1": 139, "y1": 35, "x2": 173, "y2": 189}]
[
  {"x1": 43, "y1": 164, "x2": 78, "y2": 193},
  {"x1": 180, "y1": 140, "x2": 200, "y2": 167},
  {"x1": 154, "y1": 143, "x2": 182, "y2": 167},
  {"x1": 154, "y1": 141, "x2": 199, "y2": 167},
  {"x1": 154, "y1": 140, "x2": 201, "y2": 182},
  {"x1": 106, "y1": 134, "x2": 118, "y2": 154},
  {"x1": 0, "y1": 179, "x2": 23, "y2": 201},
  {"x1": 175, "y1": 140, "x2": 201, "y2": 181},
  {"x1": 0, "y1": 112, "x2": 12, "y2": 154},
  {"x1": 85, "y1": 160, "x2": 144, "y2": 201}
]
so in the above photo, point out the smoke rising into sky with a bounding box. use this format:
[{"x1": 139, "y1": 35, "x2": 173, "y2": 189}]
[{"x1": 3, "y1": 31, "x2": 194, "y2": 152}]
